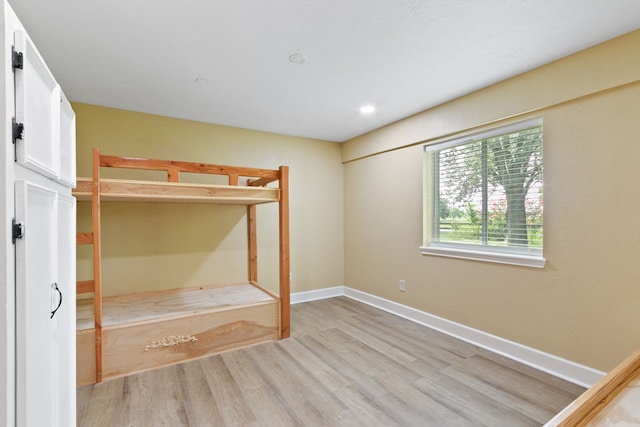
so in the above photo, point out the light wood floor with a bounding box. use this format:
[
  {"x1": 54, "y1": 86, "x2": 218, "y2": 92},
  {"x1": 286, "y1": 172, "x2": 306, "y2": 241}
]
[{"x1": 77, "y1": 297, "x2": 585, "y2": 426}]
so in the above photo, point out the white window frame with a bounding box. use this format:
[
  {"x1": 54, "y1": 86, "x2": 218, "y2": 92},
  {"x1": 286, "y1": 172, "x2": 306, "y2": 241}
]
[{"x1": 421, "y1": 117, "x2": 546, "y2": 268}]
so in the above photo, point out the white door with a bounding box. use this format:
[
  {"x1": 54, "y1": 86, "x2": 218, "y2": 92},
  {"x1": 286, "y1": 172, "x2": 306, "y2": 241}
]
[
  {"x1": 13, "y1": 30, "x2": 61, "y2": 182},
  {"x1": 14, "y1": 180, "x2": 73, "y2": 427},
  {"x1": 14, "y1": 180, "x2": 57, "y2": 426}
]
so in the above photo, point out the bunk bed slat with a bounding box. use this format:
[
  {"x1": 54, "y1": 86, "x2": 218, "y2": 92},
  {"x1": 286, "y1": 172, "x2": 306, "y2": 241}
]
[
  {"x1": 73, "y1": 178, "x2": 279, "y2": 204},
  {"x1": 76, "y1": 280, "x2": 94, "y2": 294},
  {"x1": 76, "y1": 232, "x2": 93, "y2": 244}
]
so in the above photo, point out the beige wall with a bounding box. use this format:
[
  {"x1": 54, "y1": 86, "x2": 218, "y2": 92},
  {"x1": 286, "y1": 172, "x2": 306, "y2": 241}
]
[
  {"x1": 342, "y1": 30, "x2": 640, "y2": 372},
  {"x1": 74, "y1": 104, "x2": 344, "y2": 297}
]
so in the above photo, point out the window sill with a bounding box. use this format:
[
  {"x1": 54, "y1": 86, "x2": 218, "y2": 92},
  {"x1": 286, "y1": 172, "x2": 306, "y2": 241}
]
[{"x1": 420, "y1": 245, "x2": 546, "y2": 268}]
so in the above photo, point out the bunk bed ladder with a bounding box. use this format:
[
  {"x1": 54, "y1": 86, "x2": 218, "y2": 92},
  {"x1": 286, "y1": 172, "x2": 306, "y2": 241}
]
[{"x1": 75, "y1": 148, "x2": 103, "y2": 384}]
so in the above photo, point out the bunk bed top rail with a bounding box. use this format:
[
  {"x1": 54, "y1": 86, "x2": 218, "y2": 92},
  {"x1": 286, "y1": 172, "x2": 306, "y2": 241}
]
[
  {"x1": 72, "y1": 149, "x2": 287, "y2": 205},
  {"x1": 99, "y1": 154, "x2": 282, "y2": 186}
]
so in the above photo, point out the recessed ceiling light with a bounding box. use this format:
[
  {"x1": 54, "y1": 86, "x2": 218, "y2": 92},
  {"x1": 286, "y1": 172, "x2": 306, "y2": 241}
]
[
  {"x1": 360, "y1": 105, "x2": 376, "y2": 114},
  {"x1": 289, "y1": 53, "x2": 307, "y2": 64}
]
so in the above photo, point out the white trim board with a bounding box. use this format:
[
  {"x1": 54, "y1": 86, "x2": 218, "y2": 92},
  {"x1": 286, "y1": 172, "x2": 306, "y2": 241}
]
[
  {"x1": 291, "y1": 286, "x2": 604, "y2": 388},
  {"x1": 290, "y1": 286, "x2": 343, "y2": 304}
]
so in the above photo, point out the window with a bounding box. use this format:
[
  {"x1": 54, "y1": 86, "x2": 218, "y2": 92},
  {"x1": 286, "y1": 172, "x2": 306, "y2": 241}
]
[{"x1": 422, "y1": 117, "x2": 545, "y2": 268}]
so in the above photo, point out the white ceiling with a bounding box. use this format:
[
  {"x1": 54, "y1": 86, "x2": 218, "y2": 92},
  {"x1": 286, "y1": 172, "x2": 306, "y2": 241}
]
[{"x1": 7, "y1": 1, "x2": 640, "y2": 142}]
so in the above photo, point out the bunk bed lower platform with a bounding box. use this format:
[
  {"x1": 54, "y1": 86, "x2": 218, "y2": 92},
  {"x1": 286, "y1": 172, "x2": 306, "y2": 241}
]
[{"x1": 77, "y1": 282, "x2": 280, "y2": 387}]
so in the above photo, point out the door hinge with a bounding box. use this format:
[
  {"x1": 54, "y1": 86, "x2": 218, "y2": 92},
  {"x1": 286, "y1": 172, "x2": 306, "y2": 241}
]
[
  {"x1": 12, "y1": 219, "x2": 24, "y2": 244},
  {"x1": 12, "y1": 46, "x2": 23, "y2": 70},
  {"x1": 12, "y1": 117, "x2": 24, "y2": 143}
]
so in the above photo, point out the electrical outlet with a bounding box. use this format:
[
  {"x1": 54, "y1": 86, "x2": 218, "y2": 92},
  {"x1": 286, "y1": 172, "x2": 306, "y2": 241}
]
[{"x1": 399, "y1": 279, "x2": 406, "y2": 292}]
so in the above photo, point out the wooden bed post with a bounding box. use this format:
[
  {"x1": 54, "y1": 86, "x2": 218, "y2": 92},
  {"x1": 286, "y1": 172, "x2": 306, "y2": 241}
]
[
  {"x1": 92, "y1": 147, "x2": 103, "y2": 383},
  {"x1": 279, "y1": 166, "x2": 290, "y2": 338},
  {"x1": 247, "y1": 205, "x2": 257, "y2": 282}
]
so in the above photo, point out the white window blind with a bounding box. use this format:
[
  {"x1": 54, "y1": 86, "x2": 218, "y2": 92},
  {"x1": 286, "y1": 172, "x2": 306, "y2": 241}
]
[{"x1": 422, "y1": 118, "x2": 544, "y2": 267}]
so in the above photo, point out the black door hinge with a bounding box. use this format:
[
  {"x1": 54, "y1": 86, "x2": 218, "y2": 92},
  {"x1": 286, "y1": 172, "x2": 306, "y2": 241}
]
[
  {"x1": 12, "y1": 47, "x2": 23, "y2": 70},
  {"x1": 12, "y1": 219, "x2": 24, "y2": 244},
  {"x1": 12, "y1": 118, "x2": 24, "y2": 144}
]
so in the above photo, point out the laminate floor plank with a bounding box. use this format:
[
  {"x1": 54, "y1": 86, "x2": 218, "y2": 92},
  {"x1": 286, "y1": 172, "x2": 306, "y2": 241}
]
[
  {"x1": 121, "y1": 372, "x2": 164, "y2": 426},
  {"x1": 334, "y1": 299, "x2": 479, "y2": 364},
  {"x1": 330, "y1": 386, "x2": 400, "y2": 426},
  {"x1": 325, "y1": 327, "x2": 421, "y2": 383},
  {"x1": 336, "y1": 309, "x2": 470, "y2": 369},
  {"x1": 77, "y1": 296, "x2": 584, "y2": 426},
  {"x1": 454, "y1": 353, "x2": 580, "y2": 411},
  {"x1": 413, "y1": 373, "x2": 539, "y2": 426},
  {"x1": 175, "y1": 363, "x2": 226, "y2": 427},
  {"x1": 335, "y1": 317, "x2": 418, "y2": 366},
  {"x1": 77, "y1": 377, "x2": 124, "y2": 427},
  {"x1": 295, "y1": 334, "x2": 393, "y2": 398},
  {"x1": 199, "y1": 356, "x2": 256, "y2": 427},
  {"x1": 240, "y1": 343, "x2": 322, "y2": 427},
  {"x1": 370, "y1": 374, "x2": 475, "y2": 426},
  {"x1": 243, "y1": 344, "x2": 346, "y2": 426},
  {"x1": 275, "y1": 338, "x2": 350, "y2": 392},
  {"x1": 477, "y1": 348, "x2": 586, "y2": 396},
  {"x1": 440, "y1": 364, "x2": 559, "y2": 423},
  {"x1": 152, "y1": 367, "x2": 191, "y2": 426},
  {"x1": 221, "y1": 351, "x2": 299, "y2": 427}
]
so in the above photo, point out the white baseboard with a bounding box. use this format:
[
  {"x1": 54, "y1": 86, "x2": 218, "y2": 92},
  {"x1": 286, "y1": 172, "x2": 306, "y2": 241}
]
[
  {"x1": 291, "y1": 285, "x2": 604, "y2": 388},
  {"x1": 291, "y1": 286, "x2": 344, "y2": 304}
]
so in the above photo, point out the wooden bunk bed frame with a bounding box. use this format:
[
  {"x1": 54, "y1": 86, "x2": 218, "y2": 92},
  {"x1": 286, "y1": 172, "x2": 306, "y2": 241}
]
[
  {"x1": 74, "y1": 148, "x2": 290, "y2": 386},
  {"x1": 546, "y1": 348, "x2": 640, "y2": 426}
]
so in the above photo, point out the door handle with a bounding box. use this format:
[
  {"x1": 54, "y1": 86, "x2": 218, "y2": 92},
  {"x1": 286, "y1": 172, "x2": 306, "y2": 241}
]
[{"x1": 50, "y1": 282, "x2": 62, "y2": 319}]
